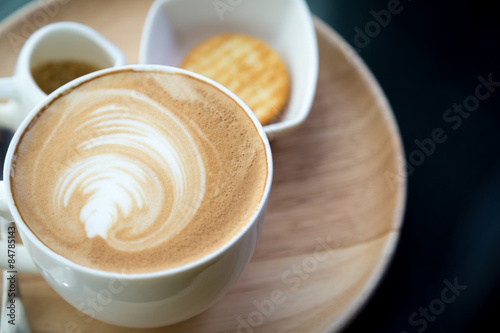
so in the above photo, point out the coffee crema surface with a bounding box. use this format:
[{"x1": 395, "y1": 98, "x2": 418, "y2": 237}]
[{"x1": 11, "y1": 70, "x2": 268, "y2": 273}]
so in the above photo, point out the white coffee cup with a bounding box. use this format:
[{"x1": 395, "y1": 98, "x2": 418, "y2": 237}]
[
  {"x1": 0, "y1": 21, "x2": 126, "y2": 131},
  {"x1": 0, "y1": 64, "x2": 273, "y2": 328}
]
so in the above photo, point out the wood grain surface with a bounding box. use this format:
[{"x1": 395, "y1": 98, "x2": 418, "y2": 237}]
[{"x1": 0, "y1": 1, "x2": 406, "y2": 332}]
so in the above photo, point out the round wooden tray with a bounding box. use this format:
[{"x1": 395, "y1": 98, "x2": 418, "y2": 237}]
[{"x1": 0, "y1": 1, "x2": 406, "y2": 332}]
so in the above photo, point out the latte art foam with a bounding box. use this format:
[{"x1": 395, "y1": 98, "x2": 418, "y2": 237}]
[
  {"x1": 53, "y1": 89, "x2": 205, "y2": 250},
  {"x1": 11, "y1": 70, "x2": 268, "y2": 273}
]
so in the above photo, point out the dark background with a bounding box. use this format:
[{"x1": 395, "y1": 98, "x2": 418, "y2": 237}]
[
  {"x1": 2, "y1": 1, "x2": 499, "y2": 332},
  {"x1": 305, "y1": 1, "x2": 500, "y2": 333}
]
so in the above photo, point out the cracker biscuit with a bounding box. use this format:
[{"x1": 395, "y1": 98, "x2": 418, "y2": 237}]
[{"x1": 181, "y1": 33, "x2": 290, "y2": 125}]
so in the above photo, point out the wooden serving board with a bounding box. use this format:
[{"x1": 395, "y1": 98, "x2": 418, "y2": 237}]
[{"x1": 0, "y1": 1, "x2": 406, "y2": 332}]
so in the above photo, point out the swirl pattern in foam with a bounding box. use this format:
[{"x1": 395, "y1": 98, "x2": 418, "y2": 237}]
[
  {"x1": 53, "y1": 89, "x2": 205, "y2": 250},
  {"x1": 11, "y1": 70, "x2": 268, "y2": 273}
]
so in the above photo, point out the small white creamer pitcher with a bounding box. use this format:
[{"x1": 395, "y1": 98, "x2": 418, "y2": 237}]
[{"x1": 0, "y1": 21, "x2": 126, "y2": 131}]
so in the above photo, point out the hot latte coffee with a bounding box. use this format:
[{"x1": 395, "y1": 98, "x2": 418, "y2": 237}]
[{"x1": 11, "y1": 69, "x2": 268, "y2": 273}]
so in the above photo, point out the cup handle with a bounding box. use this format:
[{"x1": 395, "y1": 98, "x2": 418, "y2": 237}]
[
  {"x1": 0, "y1": 77, "x2": 21, "y2": 131},
  {"x1": 0, "y1": 181, "x2": 39, "y2": 274}
]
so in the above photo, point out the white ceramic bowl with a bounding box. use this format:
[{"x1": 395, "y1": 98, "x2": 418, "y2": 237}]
[{"x1": 139, "y1": 0, "x2": 318, "y2": 140}]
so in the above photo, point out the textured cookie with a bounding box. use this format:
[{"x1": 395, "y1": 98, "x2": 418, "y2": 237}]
[{"x1": 181, "y1": 33, "x2": 290, "y2": 125}]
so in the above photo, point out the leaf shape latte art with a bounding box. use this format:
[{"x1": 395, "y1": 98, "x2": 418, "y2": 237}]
[{"x1": 50, "y1": 89, "x2": 205, "y2": 251}]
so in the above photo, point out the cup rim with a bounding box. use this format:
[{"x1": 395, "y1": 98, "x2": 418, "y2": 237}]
[{"x1": 3, "y1": 64, "x2": 273, "y2": 279}]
